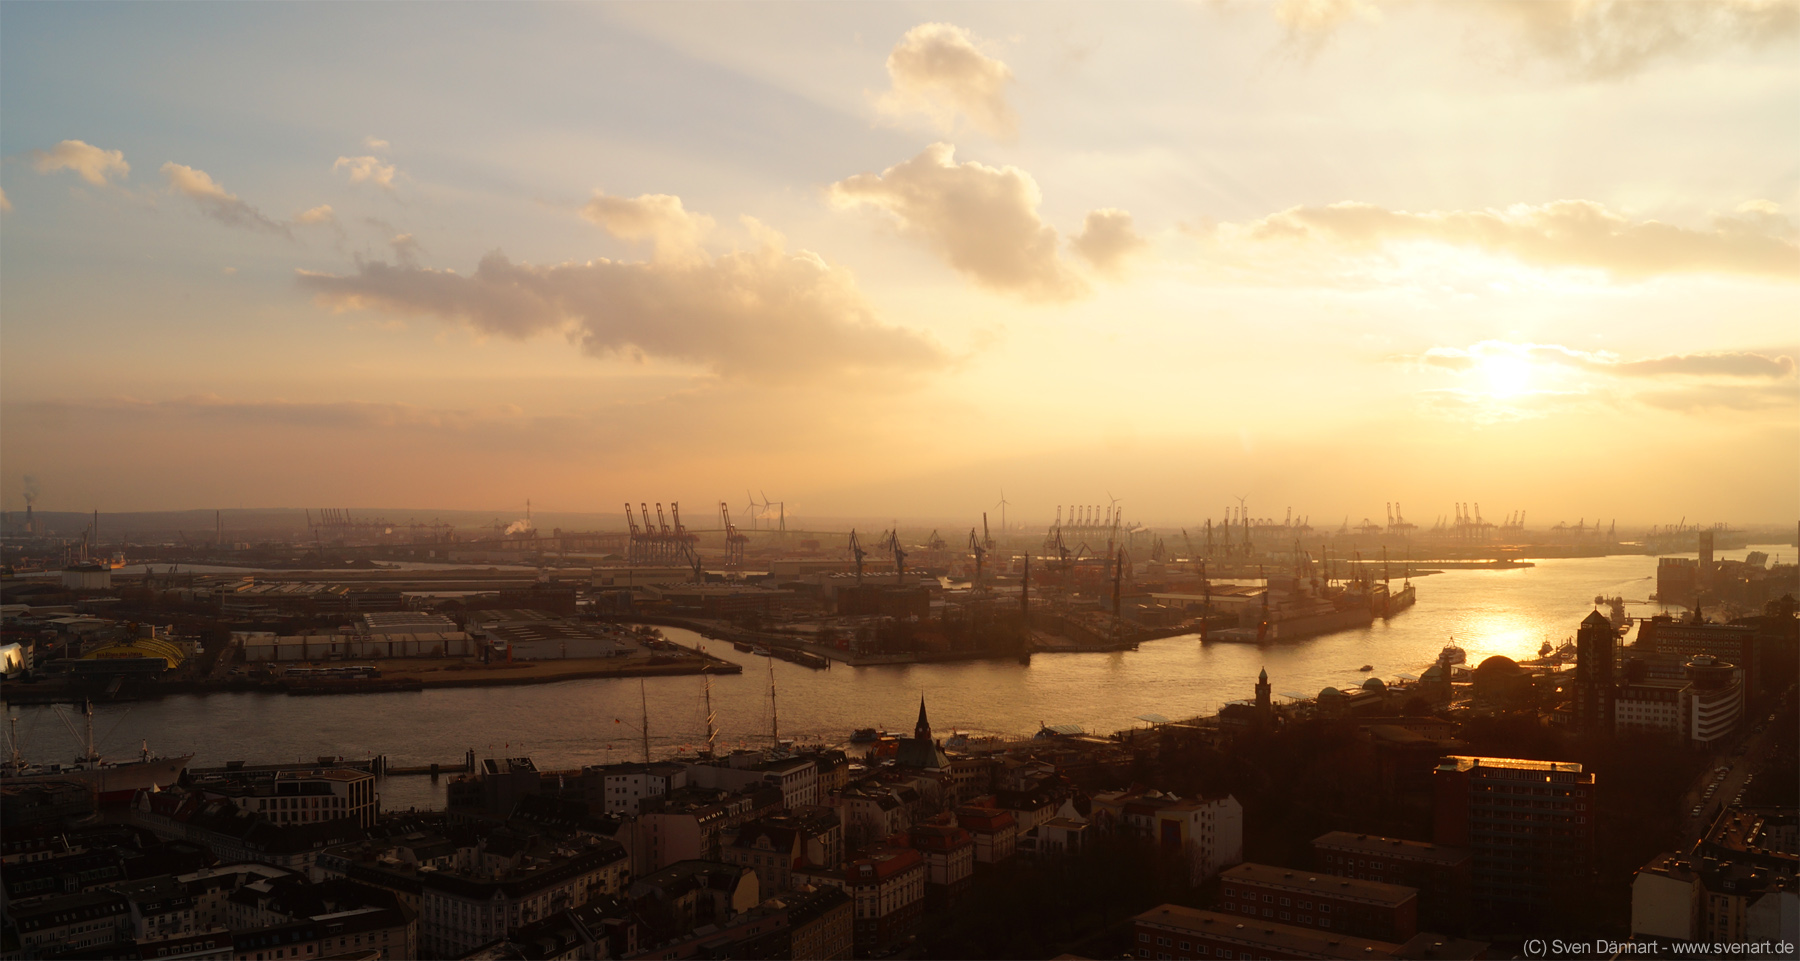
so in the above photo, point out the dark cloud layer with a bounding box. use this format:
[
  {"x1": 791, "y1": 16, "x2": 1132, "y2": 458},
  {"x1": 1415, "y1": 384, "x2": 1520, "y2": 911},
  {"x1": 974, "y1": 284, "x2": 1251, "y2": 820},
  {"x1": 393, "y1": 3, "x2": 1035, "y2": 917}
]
[{"x1": 297, "y1": 242, "x2": 945, "y2": 380}]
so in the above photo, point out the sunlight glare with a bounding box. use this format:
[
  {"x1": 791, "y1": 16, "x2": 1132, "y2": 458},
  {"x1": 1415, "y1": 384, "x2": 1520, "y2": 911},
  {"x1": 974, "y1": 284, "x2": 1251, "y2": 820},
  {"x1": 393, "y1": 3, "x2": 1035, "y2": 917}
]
[{"x1": 1480, "y1": 354, "x2": 1534, "y2": 398}]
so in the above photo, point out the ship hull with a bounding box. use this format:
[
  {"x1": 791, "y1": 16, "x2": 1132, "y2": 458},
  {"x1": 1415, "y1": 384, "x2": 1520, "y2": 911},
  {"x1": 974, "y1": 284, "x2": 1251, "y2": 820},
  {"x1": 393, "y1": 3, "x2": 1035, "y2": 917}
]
[{"x1": 3, "y1": 755, "x2": 193, "y2": 803}]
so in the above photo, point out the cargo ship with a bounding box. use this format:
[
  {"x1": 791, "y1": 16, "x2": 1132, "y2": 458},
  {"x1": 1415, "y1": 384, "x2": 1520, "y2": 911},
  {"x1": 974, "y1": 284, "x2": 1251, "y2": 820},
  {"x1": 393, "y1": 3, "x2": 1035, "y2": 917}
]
[{"x1": 3, "y1": 701, "x2": 193, "y2": 803}]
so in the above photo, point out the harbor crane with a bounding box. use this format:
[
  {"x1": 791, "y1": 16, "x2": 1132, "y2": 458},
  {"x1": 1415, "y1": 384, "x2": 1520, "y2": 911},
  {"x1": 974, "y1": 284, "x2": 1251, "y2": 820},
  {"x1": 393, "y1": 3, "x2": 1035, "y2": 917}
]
[
  {"x1": 878, "y1": 529, "x2": 907, "y2": 584},
  {"x1": 847, "y1": 529, "x2": 867, "y2": 585},
  {"x1": 968, "y1": 528, "x2": 986, "y2": 589},
  {"x1": 719, "y1": 502, "x2": 747, "y2": 566}
]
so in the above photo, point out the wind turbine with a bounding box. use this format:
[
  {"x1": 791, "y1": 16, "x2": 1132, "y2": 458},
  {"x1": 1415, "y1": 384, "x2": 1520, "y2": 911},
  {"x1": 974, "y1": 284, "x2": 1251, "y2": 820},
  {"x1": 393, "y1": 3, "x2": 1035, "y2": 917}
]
[
  {"x1": 745, "y1": 490, "x2": 759, "y2": 531},
  {"x1": 992, "y1": 489, "x2": 1011, "y2": 534}
]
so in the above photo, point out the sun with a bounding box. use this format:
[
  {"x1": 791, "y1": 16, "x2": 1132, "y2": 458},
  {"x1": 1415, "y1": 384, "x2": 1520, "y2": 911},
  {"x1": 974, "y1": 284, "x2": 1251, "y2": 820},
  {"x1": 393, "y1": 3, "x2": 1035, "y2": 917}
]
[{"x1": 1478, "y1": 354, "x2": 1534, "y2": 398}]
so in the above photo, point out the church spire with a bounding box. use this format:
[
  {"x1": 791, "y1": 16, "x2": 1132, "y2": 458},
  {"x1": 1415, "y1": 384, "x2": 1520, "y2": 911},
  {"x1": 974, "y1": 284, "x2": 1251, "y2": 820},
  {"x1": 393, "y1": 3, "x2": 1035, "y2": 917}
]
[{"x1": 915, "y1": 695, "x2": 931, "y2": 743}]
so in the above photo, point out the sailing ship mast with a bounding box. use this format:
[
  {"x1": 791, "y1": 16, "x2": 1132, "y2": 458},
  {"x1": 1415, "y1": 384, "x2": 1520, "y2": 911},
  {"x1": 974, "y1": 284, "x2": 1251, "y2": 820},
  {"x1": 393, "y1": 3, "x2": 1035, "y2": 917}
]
[
  {"x1": 639, "y1": 680, "x2": 650, "y2": 764},
  {"x1": 81, "y1": 699, "x2": 99, "y2": 764},
  {"x1": 701, "y1": 652, "x2": 718, "y2": 758},
  {"x1": 768, "y1": 658, "x2": 779, "y2": 750}
]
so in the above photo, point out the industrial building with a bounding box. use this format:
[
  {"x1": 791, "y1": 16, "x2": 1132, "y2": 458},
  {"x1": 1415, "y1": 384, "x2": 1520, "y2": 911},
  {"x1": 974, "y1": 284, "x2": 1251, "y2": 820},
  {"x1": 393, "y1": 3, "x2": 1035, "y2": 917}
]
[
  {"x1": 237, "y1": 631, "x2": 475, "y2": 662},
  {"x1": 467, "y1": 611, "x2": 634, "y2": 660}
]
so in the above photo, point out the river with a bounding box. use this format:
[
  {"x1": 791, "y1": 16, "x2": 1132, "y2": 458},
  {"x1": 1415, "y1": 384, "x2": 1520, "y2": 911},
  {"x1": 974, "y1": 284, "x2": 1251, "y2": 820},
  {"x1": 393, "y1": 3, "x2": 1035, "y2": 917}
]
[{"x1": 4, "y1": 546, "x2": 1783, "y2": 810}]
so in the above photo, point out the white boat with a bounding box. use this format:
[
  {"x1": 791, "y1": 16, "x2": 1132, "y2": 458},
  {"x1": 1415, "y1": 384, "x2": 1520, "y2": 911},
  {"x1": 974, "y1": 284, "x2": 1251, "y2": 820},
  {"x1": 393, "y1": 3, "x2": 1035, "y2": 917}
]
[{"x1": 3, "y1": 702, "x2": 193, "y2": 803}]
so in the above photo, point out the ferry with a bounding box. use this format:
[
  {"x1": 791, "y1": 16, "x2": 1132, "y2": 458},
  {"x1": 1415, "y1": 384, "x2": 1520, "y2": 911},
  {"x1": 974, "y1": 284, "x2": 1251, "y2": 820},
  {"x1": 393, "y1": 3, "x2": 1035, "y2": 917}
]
[{"x1": 1438, "y1": 640, "x2": 1467, "y2": 667}]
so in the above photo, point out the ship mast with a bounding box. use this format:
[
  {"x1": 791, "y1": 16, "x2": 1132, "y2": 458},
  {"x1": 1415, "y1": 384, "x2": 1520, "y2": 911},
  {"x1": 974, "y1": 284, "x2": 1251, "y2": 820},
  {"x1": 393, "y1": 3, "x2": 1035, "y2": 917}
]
[
  {"x1": 768, "y1": 658, "x2": 779, "y2": 750},
  {"x1": 701, "y1": 651, "x2": 718, "y2": 758},
  {"x1": 82, "y1": 698, "x2": 99, "y2": 764},
  {"x1": 639, "y1": 680, "x2": 650, "y2": 764},
  {"x1": 7, "y1": 715, "x2": 22, "y2": 772}
]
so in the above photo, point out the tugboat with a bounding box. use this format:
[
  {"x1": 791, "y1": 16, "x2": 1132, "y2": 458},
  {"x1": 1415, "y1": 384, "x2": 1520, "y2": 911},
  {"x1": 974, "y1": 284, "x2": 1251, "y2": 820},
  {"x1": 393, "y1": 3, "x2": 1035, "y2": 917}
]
[
  {"x1": 1358, "y1": 664, "x2": 1374, "y2": 672},
  {"x1": 850, "y1": 728, "x2": 879, "y2": 743}
]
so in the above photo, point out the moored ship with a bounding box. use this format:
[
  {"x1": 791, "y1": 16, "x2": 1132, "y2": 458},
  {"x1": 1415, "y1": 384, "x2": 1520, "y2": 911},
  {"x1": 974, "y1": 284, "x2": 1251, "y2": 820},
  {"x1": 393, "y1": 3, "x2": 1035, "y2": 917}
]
[{"x1": 4, "y1": 702, "x2": 193, "y2": 803}]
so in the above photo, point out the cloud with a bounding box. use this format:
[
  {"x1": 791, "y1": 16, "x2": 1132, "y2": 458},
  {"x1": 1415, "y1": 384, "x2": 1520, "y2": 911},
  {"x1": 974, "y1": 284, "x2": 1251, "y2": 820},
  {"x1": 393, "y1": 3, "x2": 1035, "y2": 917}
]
[
  {"x1": 334, "y1": 155, "x2": 397, "y2": 191},
  {"x1": 1273, "y1": 0, "x2": 1382, "y2": 56},
  {"x1": 1637, "y1": 382, "x2": 1799, "y2": 413},
  {"x1": 389, "y1": 233, "x2": 423, "y2": 267},
  {"x1": 580, "y1": 191, "x2": 715, "y2": 264},
  {"x1": 30, "y1": 139, "x2": 130, "y2": 186},
  {"x1": 1071, "y1": 209, "x2": 1149, "y2": 277},
  {"x1": 23, "y1": 394, "x2": 507, "y2": 432},
  {"x1": 1490, "y1": 0, "x2": 1800, "y2": 79},
  {"x1": 828, "y1": 143, "x2": 1088, "y2": 300},
  {"x1": 161, "y1": 163, "x2": 290, "y2": 235},
  {"x1": 876, "y1": 23, "x2": 1018, "y2": 139},
  {"x1": 1410, "y1": 340, "x2": 1797, "y2": 420},
  {"x1": 1418, "y1": 341, "x2": 1797, "y2": 380},
  {"x1": 1226, "y1": 199, "x2": 1799, "y2": 281},
  {"x1": 296, "y1": 196, "x2": 945, "y2": 380},
  {"x1": 1265, "y1": 0, "x2": 1799, "y2": 78},
  {"x1": 295, "y1": 204, "x2": 337, "y2": 226},
  {"x1": 0, "y1": 187, "x2": 10, "y2": 213},
  {"x1": 364, "y1": 136, "x2": 391, "y2": 151}
]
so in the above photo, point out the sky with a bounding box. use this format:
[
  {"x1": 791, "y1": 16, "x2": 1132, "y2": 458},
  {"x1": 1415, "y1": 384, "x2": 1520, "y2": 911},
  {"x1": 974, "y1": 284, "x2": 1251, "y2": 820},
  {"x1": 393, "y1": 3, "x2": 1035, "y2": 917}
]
[{"x1": 2, "y1": 0, "x2": 1797, "y2": 529}]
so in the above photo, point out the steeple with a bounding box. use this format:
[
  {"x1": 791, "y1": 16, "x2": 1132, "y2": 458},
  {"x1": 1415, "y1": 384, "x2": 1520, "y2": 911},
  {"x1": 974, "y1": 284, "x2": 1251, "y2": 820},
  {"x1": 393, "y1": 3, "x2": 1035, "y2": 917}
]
[
  {"x1": 1255, "y1": 667, "x2": 1272, "y2": 715},
  {"x1": 914, "y1": 695, "x2": 931, "y2": 743}
]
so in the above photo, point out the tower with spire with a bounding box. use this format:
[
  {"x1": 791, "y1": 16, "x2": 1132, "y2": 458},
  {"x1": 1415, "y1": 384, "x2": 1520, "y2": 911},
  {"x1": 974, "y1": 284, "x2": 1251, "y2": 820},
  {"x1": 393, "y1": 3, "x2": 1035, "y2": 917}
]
[
  {"x1": 1255, "y1": 667, "x2": 1272, "y2": 717},
  {"x1": 895, "y1": 694, "x2": 949, "y2": 771}
]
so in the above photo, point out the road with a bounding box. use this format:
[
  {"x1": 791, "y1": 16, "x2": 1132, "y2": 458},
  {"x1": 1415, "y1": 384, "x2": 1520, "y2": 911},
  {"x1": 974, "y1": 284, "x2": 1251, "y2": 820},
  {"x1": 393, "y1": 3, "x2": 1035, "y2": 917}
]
[{"x1": 1680, "y1": 683, "x2": 1793, "y2": 838}]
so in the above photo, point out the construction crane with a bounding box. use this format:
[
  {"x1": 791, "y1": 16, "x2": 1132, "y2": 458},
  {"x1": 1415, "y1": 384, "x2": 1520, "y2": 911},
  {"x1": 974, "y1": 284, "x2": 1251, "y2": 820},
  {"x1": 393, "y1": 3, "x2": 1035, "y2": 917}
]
[
  {"x1": 982, "y1": 513, "x2": 993, "y2": 552},
  {"x1": 968, "y1": 528, "x2": 986, "y2": 589}
]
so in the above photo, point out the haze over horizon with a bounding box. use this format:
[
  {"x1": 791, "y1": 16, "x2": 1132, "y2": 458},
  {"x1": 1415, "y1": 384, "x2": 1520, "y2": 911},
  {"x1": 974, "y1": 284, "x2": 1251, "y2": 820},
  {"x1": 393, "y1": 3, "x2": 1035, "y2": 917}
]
[{"x1": 4, "y1": 2, "x2": 1797, "y2": 524}]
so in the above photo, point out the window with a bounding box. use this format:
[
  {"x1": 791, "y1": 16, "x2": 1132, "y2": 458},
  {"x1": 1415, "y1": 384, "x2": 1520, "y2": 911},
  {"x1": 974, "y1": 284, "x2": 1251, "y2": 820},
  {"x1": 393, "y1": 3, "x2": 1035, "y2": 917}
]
[
  {"x1": 1320, "y1": 905, "x2": 1331, "y2": 913},
  {"x1": 1279, "y1": 898, "x2": 1289, "y2": 906},
  {"x1": 1263, "y1": 895, "x2": 1273, "y2": 903},
  {"x1": 1139, "y1": 934, "x2": 1151, "y2": 943}
]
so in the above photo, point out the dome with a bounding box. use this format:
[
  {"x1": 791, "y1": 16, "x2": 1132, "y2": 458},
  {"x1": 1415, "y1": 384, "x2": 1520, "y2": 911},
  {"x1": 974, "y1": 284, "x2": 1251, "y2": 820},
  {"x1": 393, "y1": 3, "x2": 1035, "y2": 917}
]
[
  {"x1": 1420, "y1": 664, "x2": 1444, "y2": 679},
  {"x1": 1475, "y1": 654, "x2": 1521, "y2": 674},
  {"x1": 1318, "y1": 686, "x2": 1343, "y2": 698},
  {"x1": 1362, "y1": 677, "x2": 1387, "y2": 692},
  {"x1": 1581, "y1": 610, "x2": 1611, "y2": 628}
]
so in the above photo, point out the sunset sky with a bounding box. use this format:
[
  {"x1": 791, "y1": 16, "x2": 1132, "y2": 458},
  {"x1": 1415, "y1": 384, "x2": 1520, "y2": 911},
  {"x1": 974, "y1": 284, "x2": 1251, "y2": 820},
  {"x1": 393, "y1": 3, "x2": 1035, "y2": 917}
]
[{"x1": 3, "y1": 1, "x2": 1796, "y2": 527}]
